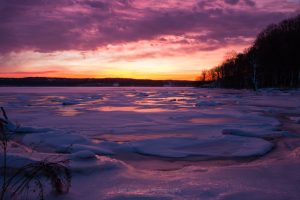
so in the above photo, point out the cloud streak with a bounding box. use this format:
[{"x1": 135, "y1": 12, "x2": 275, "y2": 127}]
[
  {"x1": 0, "y1": 0, "x2": 298, "y2": 54},
  {"x1": 0, "y1": 0, "x2": 299, "y2": 80}
]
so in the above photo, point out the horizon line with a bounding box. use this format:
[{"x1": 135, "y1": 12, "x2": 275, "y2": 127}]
[{"x1": 0, "y1": 76, "x2": 198, "y2": 82}]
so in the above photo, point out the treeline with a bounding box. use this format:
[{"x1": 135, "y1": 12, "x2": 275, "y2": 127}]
[
  {"x1": 199, "y1": 14, "x2": 300, "y2": 89},
  {"x1": 0, "y1": 77, "x2": 196, "y2": 87}
]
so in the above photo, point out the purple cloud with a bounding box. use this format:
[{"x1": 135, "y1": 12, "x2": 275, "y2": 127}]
[
  {"x1": 225, "y1": 0, "x2": 240, "y2": 5},
  {"x1": 0, "y1": 0, "x2": 298, "y2": 54},
  {"x1": 244, "y1": 0, "x2": 256, "y2": 7}
]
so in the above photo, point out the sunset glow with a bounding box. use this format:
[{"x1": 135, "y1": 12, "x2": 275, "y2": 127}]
[{"x1": 0, "y1": 0, "x2": 299, "y2": 80}]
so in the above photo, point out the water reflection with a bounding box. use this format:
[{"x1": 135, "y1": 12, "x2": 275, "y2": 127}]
[
  {"x1": 189, "y1": 118, "x2": 234, "y2": 124},
  {"x1": 92, "y1": 106, "x2": 172, "y2": 113},
  {"x1": 135, "y1": 96, "x2": 195, "y2": 110},
  {"x1": 93, "y1": 133, "x2": 190, "y2": 143},
  {"x1": 56, "y1": 107, "x2": 83, "y2": 117}
]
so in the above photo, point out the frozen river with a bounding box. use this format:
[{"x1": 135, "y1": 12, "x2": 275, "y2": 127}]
[{"x1": 1, "y1": 87, "x2": 300, "y2": 200}]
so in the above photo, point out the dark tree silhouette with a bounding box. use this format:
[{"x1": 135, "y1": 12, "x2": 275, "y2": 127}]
[{"x1": 199, "y1": 14, "x2": 300, "y2": 89}]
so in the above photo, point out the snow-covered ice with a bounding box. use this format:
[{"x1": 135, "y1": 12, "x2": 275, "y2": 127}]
[
  {"x1": 1, "y1": 87, "x2": 300, "y2": 200},
  {"x1": 102, "y1": 136, "x2": 273, "y2": 159}
]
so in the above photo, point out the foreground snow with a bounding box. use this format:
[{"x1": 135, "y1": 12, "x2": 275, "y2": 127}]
[{"x1": 1, "y1": 87, "x2": 300, "y2": 200}]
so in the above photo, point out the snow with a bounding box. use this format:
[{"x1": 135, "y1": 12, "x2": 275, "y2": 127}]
[
  {"x1": 57, "y1": 143, "x2": 114, "y2": 155},
  {"x1": 107, "y1": 195, "x2": 172, "y2": 200},
  {"x1": 222, "y1": 128, "x2": 295, "y2": 139},
  {"x1": 22, "y1": 131, "x2": 91, "y2": 149},
  {"x1": 195, "y1": 101, "x2": 223, "y2": 107},
  {"x1": 62, "y1": 100, "x2": 80, "y2": 106},
  {"x1": 69, "y1": 156, "x2": 127, "y2": 174},
  {"x1": 0, "y1": 153, "x2": 37, "y2": 169},
  {"x1": 71, "y1": 150, "x2": 97, "y2": 160},
  {"x1": 103, "y1": 136, "x2": 273, "y2": 159},
  {"x1": 1, "y1": 87, "x2": 300, "y2": 200},
  {"x1": 289, "y1": 116, "x2": 300, "y2": 124}
]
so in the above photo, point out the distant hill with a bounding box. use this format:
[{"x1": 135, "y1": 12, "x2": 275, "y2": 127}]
[{"x1": 0, "y1": 77, "x2": 196, "y2": 87}]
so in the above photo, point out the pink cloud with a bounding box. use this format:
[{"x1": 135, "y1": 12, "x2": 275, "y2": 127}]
[{"x1": 0, "y1": 0, "x2": 299, "y2": 55}]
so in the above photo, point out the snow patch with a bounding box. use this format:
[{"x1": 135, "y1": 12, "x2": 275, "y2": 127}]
[
  {"x1": 1, "y1": 117, "x2": 51, "y2": 134},
  {"x1": 69, "y1": 156, "x2": 127, "y2": 174},
  {"x1": 62, "y1": 100, "x2": 80, "y2": 106},
  {"x1": 0, "y1": 154, "x2": 37, "y2": 169},
  {"x1": 104, "y1": 136, "x2": 274, "y2": 159},
  {"x1": 222, "y1": 129, "x2": 294, "y2": 139},
  {"x1": 71, "y1": 150, "x2": 97, "y2": 160},
  {"x1": 23, "y1": 131, "x2": 91, "y2": 149},
  {"x1": 195, "y1": 101, "x2": 222, "y2": 107},
  {"x1": 107, "y1": 195, "x2": 172, "y2": 200},
  {"x1": 57, "y1": 144, "x2": 114, "y2": 156},
  {"x1": 289, "y1": 116, "x2": 300, "y2": 124},
  {"x1": 221, "y1": 191, "x2": 276, "y2": 200}
]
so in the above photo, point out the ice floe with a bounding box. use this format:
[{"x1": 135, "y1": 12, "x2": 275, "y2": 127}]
[
  {"x1": 222, "y1": 128, "x2": 296, "y2": 139},
  {"x1": 69, "y1": 156, "x2": 127, "y2": 174},
  {"x1": 57, "y1": 143, "x2": 114, "y2": 156},
  {"x1": 102, "y1": 136, "x2": 274, "y2": 159},
  {"x1": 0, "y1": 153, "x2": 37, "y2": 169},
  {"x1": 195, "y1": 101, "x2": 222, "y2": 107},
  {"x1": 23, "y1": 131, "x2": 91, "y2": 149},
  {"x1": 71, "y1": 150, "x2": 97, "y2": 160},
  {"x1": 1, "y1": 87, "x2": 300, "y2": 200}
]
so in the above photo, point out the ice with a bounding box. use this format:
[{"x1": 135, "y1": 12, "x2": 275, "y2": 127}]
[
  {"x1": 69, "y1": 156, "x2": 127, "y2": 174},
  {"x1": 195, "y1": 101, "x2": 222, "y2": 107},
  {"x1": 1, "y1": 87, "x2": 300, "y2": 200},
  {"x1": 0, "y1": 153, "x2": 37, "y2": 169},
  {"x1": 289, "y1": 116, "x2": 300, "y2": 124},
  {"x1": 71, "y1": 150, "x2": 97, "y2": 160},
  {"x1": 62, "y1": 100, "x2": 80, "y2": 106},
  {"x1": 220, "y1": 191, "x2": 277, "y2": 200},
  {"x1": 1, "y1": 112, "x2": 52, "y2": 134},
  {"x1": 23, "y1": 131, "x2": 91, "y2": 149},
  {"x1": 107, "y1": 195, "x2": 172, "y2": 200},
  {"x1": 103, "y1": 136, "x2": 274, "y2": 159},
  {"x1": 5, "y1": 121, "x2": 51, "y2": 135},
  {"x1": 136, "y1": 92, "x2": 149, "y2": 97},
  {"x1": 222, "y1": 128, "x2": 295, "y2": 139},
  {"x1": 57, "y1": 143, "x2": 114, "y2": 156},
  {"x1": 290, "y1": 147, "x2": 300, "y2": 158}
]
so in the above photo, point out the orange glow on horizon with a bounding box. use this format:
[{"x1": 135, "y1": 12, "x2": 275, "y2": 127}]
[
  {"x1": 0, "y1": 70, "x2": 198, "y2": 81},
  {"x1": 1, "y1": 0, "x2": 298, "y2": 81},
  {"x1": 0, "y1": 38, "x2": 250, "y2": 81}
]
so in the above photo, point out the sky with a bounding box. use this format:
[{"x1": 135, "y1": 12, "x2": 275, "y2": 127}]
[{"x1": 0, "y1": 0, "x2": 299, "y2": 80}]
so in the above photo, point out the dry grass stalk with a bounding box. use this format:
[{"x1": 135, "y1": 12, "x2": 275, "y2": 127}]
[{"x1": 0, "y1": 107, "x2": 71, "y2": 200}]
